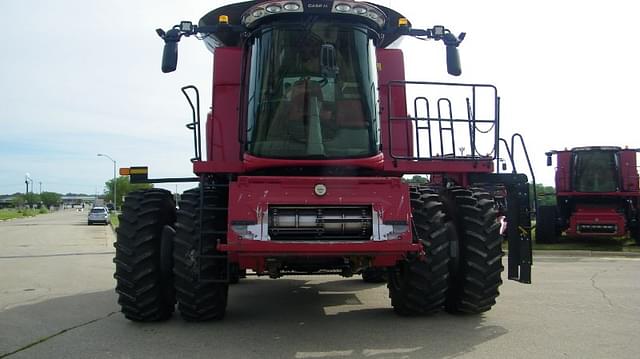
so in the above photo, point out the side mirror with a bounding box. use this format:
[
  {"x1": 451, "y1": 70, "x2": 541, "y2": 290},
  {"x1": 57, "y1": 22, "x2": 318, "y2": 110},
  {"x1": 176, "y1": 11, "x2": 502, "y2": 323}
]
[
  {"x1": 546, "y1": 155, "x2": 552, "y2": 166},
  {"x1": 446, "y1": 45, "x2": 461, "y2": 76},
  {"x1": 161, "y1": 29, "x2": 181, "y2": 73}
]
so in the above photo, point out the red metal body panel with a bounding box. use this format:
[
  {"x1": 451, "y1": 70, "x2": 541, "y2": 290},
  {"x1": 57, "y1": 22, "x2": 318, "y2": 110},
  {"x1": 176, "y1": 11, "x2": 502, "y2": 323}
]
[
  {"x1": 620, "y1": 150, "x2": 639, "y2": 192},
  {"x1": 565, "y1": 205, "x2": 627, "y2": 237},
  {"x1": 555, "y1": 151, "x2": 572, "y2": 192},
  {"x1": 377, "y1": 49, "x2": 412, "y2": 161},
  {"x1": 221, "y1": 241, "x2": 421, "y2": 270},
  {"x1": 242, "y1": 153, "x2": 384, "y2": 172},
  {"x1": 204, "y1": 47, "x2": 243, "y2": 172},
  {"x1": 223, "y1": 176, "x2": 415, "y2": 271},
  {"x1": 195, "y1": 45, "x2": 495, "y2": 178}
]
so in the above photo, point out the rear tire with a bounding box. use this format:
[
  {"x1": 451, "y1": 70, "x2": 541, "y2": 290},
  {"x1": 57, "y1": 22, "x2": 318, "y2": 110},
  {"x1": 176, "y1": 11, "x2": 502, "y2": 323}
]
[
  {"x1": 388, "y1": 186, "x2": 451, "y2": 315},
  {"x1": 536, "y1": 205, "x2": 557, "y2": 244},
  {"x1": 113, "y1": 189, "x2": 177, "y2": 322},
  {"x1": 173, "y1": 187, "x2": 229, "y2": 321},
  {"x1": 444, "y1": 188, "x2": 503, "y2": 314}
]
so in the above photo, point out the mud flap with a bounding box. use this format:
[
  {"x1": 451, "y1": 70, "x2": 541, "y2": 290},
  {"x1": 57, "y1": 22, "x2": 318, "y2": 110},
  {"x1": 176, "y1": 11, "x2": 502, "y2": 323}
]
[{"x1": 470, "y1": 173, "x2": 532, "y2": 283}]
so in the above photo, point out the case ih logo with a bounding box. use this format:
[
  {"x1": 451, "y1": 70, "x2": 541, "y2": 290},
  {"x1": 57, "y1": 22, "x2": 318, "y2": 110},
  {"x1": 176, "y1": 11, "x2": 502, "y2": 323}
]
[{"x1": 307, "y1": 2, "x2": 329, "y2": 9}]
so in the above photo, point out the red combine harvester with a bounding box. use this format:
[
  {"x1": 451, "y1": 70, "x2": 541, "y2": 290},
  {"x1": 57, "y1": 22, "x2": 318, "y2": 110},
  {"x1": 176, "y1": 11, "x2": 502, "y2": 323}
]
[
  {"x1": 537, "y1": 146, "x2": 640, "y2": 244},
  {"x1": 114, "y1": 0, "x2": 533, "y2": 322}
]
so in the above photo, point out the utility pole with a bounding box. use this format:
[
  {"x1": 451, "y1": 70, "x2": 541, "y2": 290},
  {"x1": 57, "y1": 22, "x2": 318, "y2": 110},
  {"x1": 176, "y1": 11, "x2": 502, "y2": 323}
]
[{"x1": 97, "y1": 153, "x2": 117, "y2": 210}]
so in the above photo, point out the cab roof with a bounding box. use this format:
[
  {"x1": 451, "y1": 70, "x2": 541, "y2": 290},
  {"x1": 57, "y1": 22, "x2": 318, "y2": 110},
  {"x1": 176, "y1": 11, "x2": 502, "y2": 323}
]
[{"x1": 198, "y1": 0, "x2": 410, "y2": 48}]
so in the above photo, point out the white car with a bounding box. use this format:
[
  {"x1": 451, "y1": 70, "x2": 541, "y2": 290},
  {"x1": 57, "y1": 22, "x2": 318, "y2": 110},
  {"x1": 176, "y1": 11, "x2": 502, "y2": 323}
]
[{"x1": 88, "y1": 207, "x2": 110, "y2": 225}]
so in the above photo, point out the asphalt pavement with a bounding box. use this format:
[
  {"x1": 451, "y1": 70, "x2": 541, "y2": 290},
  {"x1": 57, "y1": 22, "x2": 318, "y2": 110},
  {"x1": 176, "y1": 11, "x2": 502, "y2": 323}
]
[{"x1": 1, "y1": 210, "x2": 639, "y2": 358}]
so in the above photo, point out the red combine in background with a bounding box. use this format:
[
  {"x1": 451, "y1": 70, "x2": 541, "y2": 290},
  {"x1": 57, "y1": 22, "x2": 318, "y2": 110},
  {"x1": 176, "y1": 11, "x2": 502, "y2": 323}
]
[
  {"x1": 113, "y1": 0, "x2": 533, "y2": 322},
  {"x1": 537, "y1": 146, "x2": 640, "y2": 244}
]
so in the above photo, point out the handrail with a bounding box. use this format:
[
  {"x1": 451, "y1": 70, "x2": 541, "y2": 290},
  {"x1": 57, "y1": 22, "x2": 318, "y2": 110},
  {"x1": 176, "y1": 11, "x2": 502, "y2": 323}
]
[{"x1": 181, "y1": 85, "x2": 202, "y2": 162}]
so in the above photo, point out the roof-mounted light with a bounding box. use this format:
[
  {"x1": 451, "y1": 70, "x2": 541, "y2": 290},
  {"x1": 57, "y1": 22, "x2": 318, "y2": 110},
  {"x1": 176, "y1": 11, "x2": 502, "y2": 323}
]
[
  {"x1": 352, "y1": 6, "x2": 367, "y2": 15},
  {"x1": 265, "y1": 4, "x2": 282, "y2": 13},
  {"x1": 242, "y1": 0, "x2": 303, "y2": 28},
  {"x1": 335, "y1": 3, "x2": 352, "y2": 12},
  {"x1": 283, "y1": 2, "x2": 301, "y2": 11},
  {"x1": 331, "y1": 1, "x2": 386, "y2": 28},
  {"x1": 180, "y1": 21, "x2": 194, "y2": 33}
]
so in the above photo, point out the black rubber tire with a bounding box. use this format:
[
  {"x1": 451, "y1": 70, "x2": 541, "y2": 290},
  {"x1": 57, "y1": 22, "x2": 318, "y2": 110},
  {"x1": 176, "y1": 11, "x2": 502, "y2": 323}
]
[
  {"x1": 388, "y1": 186, "x2": 451, "y2": 315},
  {"x1": 229, "y1": 263, "x2": 243, "y2": 284},
  {"x1": 631, "y1": 215, "x2": 640, "y2": 246},
  {"x1": 113, "y1": 189, "x2": 177, "y2": 322},
  {"x1": 444, "y1": 188, "x2": 503, "y2": 314},
  {"x1": 361, "y1": 268, "x2": 387, "y2": 283},
  {"x1": 536, "y1": 205, "x2": 557, "y2": 244},
  {"x1": 173, "y1": 187, "x2": 229, "y2": 321}
]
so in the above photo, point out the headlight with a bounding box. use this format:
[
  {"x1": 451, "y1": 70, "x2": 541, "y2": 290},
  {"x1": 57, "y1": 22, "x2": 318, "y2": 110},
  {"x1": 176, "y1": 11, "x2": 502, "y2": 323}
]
[
  {"x1": 330, "y1": 1, "x2": 386, "y2": 28},
  {"x1": 352, "y1": 6, "x2": 367, "y2": 15},
  {"x1": 242, "y1": 1, "x2": 304, "y2": 28},
  {"x1": 335, "y1": 3, "x2": 352, "y2": 12},
  {"x1": 283, "y1": 2, "x2": 300, "y2": 11},
  {"x1": 265, "y1": 4, "x2": 282, "y2": 13}
]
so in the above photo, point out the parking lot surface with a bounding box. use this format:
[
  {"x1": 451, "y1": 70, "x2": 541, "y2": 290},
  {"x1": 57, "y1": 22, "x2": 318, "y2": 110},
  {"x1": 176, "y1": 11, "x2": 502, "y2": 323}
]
[{"x1": 1, "y1": 210, "x2": 639, "y2": 358}]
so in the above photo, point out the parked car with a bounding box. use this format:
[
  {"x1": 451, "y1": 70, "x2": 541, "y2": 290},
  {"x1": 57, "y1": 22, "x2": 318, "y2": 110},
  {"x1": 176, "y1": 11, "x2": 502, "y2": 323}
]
[{"x1": 88, "y1": 207, "x2": 110, "y2": 225}]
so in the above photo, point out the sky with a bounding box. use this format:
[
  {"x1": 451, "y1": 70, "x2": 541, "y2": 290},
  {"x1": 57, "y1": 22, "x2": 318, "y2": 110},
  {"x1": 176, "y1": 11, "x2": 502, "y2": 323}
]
[{"x1": 1, "y1": 0, "x2": 639, "y2": 195}]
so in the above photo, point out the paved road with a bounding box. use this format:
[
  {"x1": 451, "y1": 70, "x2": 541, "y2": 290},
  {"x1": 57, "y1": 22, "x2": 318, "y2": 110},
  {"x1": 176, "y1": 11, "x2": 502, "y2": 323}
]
[{"x1": 1, "y1": 210, "x2": 639, "y2": 358}]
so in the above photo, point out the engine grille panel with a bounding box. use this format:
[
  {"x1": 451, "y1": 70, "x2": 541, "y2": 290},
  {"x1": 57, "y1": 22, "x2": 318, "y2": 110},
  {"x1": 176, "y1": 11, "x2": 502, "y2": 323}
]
[
  {"x1": 577, "y1": 224, "x2": 617, "y2": 234},
  {"x1": 269, "y1": 206, "x2": 372, "y2": 240}
]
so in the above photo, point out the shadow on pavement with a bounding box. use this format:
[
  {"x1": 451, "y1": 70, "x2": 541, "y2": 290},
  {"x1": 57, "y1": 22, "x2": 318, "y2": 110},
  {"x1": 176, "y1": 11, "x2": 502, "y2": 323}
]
[{"x1": 1, "y1": 278, "x2": 507, "y2": 359}]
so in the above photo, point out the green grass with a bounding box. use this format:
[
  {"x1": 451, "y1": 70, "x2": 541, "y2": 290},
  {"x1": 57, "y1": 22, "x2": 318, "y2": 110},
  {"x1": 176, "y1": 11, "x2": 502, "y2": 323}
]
[
  {"x1": 110, "y1": 212, "x2": 119, "y2": 229},
  {"x1": 0, "y1": 208, "x2": 45, "y2": 220}
]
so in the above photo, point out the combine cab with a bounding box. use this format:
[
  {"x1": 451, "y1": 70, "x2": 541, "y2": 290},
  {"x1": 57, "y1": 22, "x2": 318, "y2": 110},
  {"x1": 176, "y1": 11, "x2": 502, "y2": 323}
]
[
  {"x1": 537, "y1": 146, "x2": 640, "y2": 243},
  {"x1": 113, "y1": 0, "x2": 533, "y2": 322}
]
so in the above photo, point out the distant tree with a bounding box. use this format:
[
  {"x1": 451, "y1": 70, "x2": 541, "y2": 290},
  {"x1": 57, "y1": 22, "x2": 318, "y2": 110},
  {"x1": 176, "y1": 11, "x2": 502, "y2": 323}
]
[
  {"x1": 40, "y1": 192, "x2": 62, "y2": 207},
  {"x1": 531, "y1": 183, "x2": 556, "y2": 208},
  {"x1": 104, "y1": 176, "x2": 153, "y2": 208},
  {"x1": 405, "y1": 175, "x2": 428, "y2": 185},
  {"x1": 23, "y1": 192, "x2": 41, "y2": 207},
  {"x1": 11, "y1": 194, "x2": 25, "y2": 208}
]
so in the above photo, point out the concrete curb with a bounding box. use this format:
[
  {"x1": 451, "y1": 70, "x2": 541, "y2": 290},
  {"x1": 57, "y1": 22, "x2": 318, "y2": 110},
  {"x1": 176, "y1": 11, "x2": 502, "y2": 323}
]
[{"x1": 532, "y1": 250, "x2": 640, "y2": 258}]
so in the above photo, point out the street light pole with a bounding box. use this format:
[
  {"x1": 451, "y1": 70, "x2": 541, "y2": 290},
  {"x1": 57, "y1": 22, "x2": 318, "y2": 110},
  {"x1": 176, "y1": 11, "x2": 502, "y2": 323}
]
[{"x1": 97, "y1": 153, "x2": 117, "y2": 210}]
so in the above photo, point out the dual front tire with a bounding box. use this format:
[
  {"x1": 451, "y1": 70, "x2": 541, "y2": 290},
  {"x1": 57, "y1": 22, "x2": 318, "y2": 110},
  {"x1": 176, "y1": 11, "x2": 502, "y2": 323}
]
[
  {"x1": 114, "y1": 187, "x2": 229, "y2": 322},
  {"x1": 388, "y1": 186, "x2": 504, "y2": 315}
]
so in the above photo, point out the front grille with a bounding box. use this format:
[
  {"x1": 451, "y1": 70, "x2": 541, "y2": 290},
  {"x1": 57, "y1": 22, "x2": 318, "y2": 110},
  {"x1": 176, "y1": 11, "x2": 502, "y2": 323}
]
[
  {"x1": 577, "y1": 224, "x2": 617, "y2": 234},
  {"x1": 269, "y1": 206, "x2": 372, "y2": 240}
]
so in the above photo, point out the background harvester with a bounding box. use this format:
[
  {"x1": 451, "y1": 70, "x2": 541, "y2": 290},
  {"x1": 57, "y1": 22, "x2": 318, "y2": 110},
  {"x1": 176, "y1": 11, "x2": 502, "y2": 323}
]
[{"x1": 537, "y1": 146, "x2": 640, "y2": 244}]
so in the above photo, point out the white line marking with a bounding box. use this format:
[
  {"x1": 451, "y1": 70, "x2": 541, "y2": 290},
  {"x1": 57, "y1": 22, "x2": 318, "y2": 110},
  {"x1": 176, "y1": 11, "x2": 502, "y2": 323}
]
[
  {"x1": 295, "y1": 350, "x2": 354, "y2": 358},
  {"x1": 362, "y1": 347, "x2": 424, "y2": 357}
]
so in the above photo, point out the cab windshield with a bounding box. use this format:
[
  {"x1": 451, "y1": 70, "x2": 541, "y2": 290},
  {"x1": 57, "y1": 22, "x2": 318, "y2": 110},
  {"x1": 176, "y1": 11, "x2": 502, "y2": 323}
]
[
  {"x1": 572, "y1": 150, "x2": 619, "y2": 192},
  {"x1": 245, "y1": 21, "x2": 380, "y2": 159}
]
